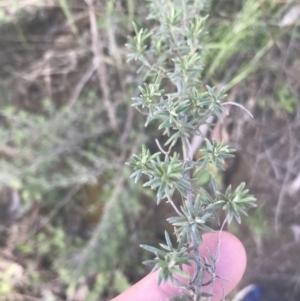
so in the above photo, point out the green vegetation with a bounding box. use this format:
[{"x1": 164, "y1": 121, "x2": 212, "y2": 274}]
[{"x1": 0, "y1": 0, "x2": 299, "y2": 300}]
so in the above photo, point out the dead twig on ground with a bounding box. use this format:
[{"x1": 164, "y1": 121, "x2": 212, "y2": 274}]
[
  {"x1": 85, "y1": 0, "x2": 119, "y2": 132},
  {"x1": 69, "y1": 62, "x2": 97, "y2": 107},
  {"x1": 274, "y1": 121, "x2": 295, "y2": 232}
]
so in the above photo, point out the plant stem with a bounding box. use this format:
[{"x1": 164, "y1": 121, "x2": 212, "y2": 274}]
[
  {"x1": 175, "y1": 57, "x2": 202, "y2": 286},
  {"x1": 181, "y1": 135, "x2": 193, "y2": 204},
  {"x1": 181, "y1": 124, "x2": 201, "y2": 288},
  {"x1": 168, "y1": 199, "x2": 184, "y2": 217}
]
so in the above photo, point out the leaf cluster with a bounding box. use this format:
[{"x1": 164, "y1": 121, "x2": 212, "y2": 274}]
[
  {"x1": 198, "y1": 139, "x2": 236, "y2": 170},
  {"x1": 214, "y1": 183, "x2": 257, "y2": 223},
  {"x1": 167, "y1": 195, "x2": 214, "y2": 245},
  {"x1": 127, "y1": 146, "x2": 190, "y2": 204},
  {"x1": 141, "y1": 231, "x2": 193, "y2": 285}
]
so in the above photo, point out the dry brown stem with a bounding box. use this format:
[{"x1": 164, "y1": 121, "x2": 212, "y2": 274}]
[{"x1": 85, "y1": 0, "x2": 119, "y2": 132}]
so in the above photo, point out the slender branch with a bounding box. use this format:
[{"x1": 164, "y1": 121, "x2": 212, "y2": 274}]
[
  {"x1": 167, "y1": 199, "x2": 184, "y2": 217},
  {"x1": 69, "y1": 62, "x2": 96, "y2": 107},
  {"x1": 85, "y1": 0, "x2": 119, "y2": 132},
  {"x1": 222, "y1": 101, "x2": 253, "y2": 118},
  {"x1": 189, "y1": 116, "x2": 214, "y2": 158},
  {"x1": 155, "y1": 139, "x2": 170, "y2": 155},
  {"x1": 181, "y1": 110, "x2": 201, "y2": 289}
]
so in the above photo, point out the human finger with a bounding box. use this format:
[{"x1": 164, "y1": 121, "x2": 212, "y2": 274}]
[{"x1": 111, "y1": 231, "x2": 246, "y2": 301}]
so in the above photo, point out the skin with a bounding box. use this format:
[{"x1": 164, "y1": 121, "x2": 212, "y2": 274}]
[{"x1": 112, "y1": 231, "x2": 246, "y2": 301}]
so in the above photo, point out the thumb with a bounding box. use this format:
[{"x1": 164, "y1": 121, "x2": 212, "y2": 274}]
[{"x1": 112, "y1": 231, "x2": 246, "y2": 301}]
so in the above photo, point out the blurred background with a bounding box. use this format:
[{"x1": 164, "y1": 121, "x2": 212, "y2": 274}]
[{"x1": 0, "y1": 0, "x2": 299, "y2": 300}]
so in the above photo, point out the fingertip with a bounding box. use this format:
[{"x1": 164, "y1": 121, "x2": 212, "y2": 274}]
[{"x1": 112, "y1": 231, "x2": 246, "y2": 301}]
